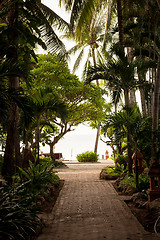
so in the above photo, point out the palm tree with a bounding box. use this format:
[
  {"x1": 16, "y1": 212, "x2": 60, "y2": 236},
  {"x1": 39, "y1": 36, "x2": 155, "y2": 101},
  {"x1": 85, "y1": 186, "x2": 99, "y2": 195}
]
[
  {"x1": 64, "y1": 3, "x2": 109, "y2": 153},
  {"x1": 102, "y1": 106, "x2": 148, "y2": 187},
  {"x1": 23, "y1": 87, "x2": 67, "y2": 163},
  {"x1": 87, "y1": 45, "x2": 145, "y2": 173}
]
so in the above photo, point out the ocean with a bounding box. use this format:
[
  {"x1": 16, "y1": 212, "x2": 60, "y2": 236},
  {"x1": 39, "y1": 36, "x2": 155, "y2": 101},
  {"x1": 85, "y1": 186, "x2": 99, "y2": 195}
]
[{"x1": 40, "y1": 126, "x2": 112, "y2": 160}]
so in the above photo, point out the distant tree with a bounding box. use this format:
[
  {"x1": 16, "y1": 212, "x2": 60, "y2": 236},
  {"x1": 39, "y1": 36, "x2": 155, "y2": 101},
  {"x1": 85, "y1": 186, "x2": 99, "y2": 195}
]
[{"x1": 23, "y1": 54, "x2": 107, "y2": 159}]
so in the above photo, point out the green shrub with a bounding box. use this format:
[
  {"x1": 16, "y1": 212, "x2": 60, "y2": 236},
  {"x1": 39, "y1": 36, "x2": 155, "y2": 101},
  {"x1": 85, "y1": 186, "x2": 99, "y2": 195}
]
[
  {"x1": 121, "y1": 174, "x2": 136, "y2": 190},
  {"x1": 0, "y1": 184, "x2": 42, "y2": 240},
  {"x1": 0, "y1": 160, "x2": 61, "y2": 239},
  {"x1": 18, "y1": 160, "x2": 59, "y2": 185},
  {"x1": 115, "y1": 154, "x2": 127, "y2": 167},
  {"x1": 105, "y1": 164, "x2": 128, "y2": 176},
  {"x1": 11, "y1": 160, "x2": 60, "y2": 208},
  {"x1": 40, "y1": 157, "x2": 65, "y2": 168},
  {"x1": 121, "y1": 173, "x2": 150, "y2": 192},
  {"x1": 138, "y1": 173, "x2": 150, "y2": 191},
  {"x1": 76, "y1": 151, "x2": 99, "y2": 162}
]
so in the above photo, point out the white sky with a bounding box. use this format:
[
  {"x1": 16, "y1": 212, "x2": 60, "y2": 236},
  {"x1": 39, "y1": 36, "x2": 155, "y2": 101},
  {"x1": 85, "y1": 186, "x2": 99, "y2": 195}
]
[{"x1": 42, "y1": 1, "x2": 70, "y2": 22}]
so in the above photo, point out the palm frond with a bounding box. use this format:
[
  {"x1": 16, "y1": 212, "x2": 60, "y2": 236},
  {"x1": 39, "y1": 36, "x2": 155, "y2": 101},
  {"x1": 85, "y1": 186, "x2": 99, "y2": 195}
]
[
  {"x1": 70, "y1": 0, "x2": 97, "y2": 31},
  {"x1": 67, "y1": 43, "x2": 81, "y2": 55},
  {"x1": 33, "y1": 3, "x2": 67, "y2": 58},
  {"x1": 82, "y1": 49, "x2": 92, "y2": 80},
  {"x1": 72, "y1": 48, "x2": 85, "y2": 72},
  {"x1": 39, "y1": 3, "x2": 70, "y2": 32},
  {"x1": 59, "y1": 0, "x2": 73, "y2": 11}
]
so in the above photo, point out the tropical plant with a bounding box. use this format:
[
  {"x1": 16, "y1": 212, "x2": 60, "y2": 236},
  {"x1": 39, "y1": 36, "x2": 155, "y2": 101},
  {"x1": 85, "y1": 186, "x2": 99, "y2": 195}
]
[
  {"x1": 121, "y1": 173, "x2": 150, "y2": 193},
  {"x1": 105, "y1": 163, "x2": 128, "y2": 176},
  {"x1": 18, "y1": 160, "x2": 60, "y2": 190},
  {"x1": 0, "y1": 183, "x2": 42, "y2": 240},
  {"x1": 101, "y1": 105, "x2": 152, "y2": 184}
]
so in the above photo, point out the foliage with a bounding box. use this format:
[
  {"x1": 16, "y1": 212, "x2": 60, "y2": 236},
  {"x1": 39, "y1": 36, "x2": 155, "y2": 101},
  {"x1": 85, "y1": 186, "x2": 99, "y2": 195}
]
[
  {"x1": 17, "y1": 161, "x2": 60, "y2": 191},
  {"x1": 112, "y1": 153, "x2": 128, "y2": 167},
  {"x1": 121, "y1": 173, "x2": 150, "y2": 192},
  {"x1": 0, "y1": 183, "x2": 42, "y2": 240},
  {"x1": 40, "y1": 157, "x2": 65, "y2": 168},
  {"x1": 76, "y1": 151, "x2": 99, "y2": 162},
  {"x1": 105, "y1": 163, "x2": 128, "y2": 176},
  {"x1": 22, "y1": 54, "x2": 106, "y2": 153},
  {"x1": 102, "y1": 106, "x2": 153, "y2": 167},
  {"x1": 0, "y1": 159, "x2": 61, "y2": 239}
]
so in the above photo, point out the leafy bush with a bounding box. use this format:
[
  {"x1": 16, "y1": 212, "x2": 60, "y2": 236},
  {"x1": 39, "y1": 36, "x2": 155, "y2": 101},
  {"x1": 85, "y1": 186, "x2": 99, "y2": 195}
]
[
  {"x1": 115, "y1": 154, "x2": 127, "y2": 168},
  {"x1": 0, "y1": 160, "x2": 61, "y2": 239},
  {"x1": 18, "y1": 160, "x2": 60, "y2": 187},
  {"x1": 40, "y1": 157, "x2": 65, "y2": 168},
  {"x1": 138, "y1": 173, "x2": 150, "y2": 191},
  {"x1": 0, "y1": 184, "x2": 42, "y2": 240},
  {"x1": 121, "y1": 174, "x2": 137, "y2": 190},
  {"x1": 105, "y1": 164, "x2": 128, "y2": 176},
  {"x1": 16, "y1": 161, "x2": 60, "y2": 204},
  {"x1": 121, "y1": 173, "x2": 150, "y2": 192},
  {"x1": 76, "y1": 151, "x2": 99, "y2": 162}
]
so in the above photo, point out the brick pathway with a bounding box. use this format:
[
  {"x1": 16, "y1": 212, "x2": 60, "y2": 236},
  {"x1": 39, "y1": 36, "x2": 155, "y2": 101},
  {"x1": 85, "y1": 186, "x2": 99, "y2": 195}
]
[{"x1": 37, "y1": 161, "x2": 160, "y2": 240}]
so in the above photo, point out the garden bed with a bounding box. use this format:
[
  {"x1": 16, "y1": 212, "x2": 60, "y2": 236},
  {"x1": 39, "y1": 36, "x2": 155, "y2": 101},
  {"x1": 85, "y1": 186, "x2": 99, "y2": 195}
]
[
  {"x1": 112, "y1": 181, "x2": 158, "y2": 233},
  {"x1": 39, "y1": 180, "x2": 64, "y2": 213}
]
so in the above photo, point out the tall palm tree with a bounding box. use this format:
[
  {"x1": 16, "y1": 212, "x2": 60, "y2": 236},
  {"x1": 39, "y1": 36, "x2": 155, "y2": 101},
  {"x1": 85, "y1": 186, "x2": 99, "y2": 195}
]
[{"x1": 64, "y1": 1, "x2": 111, "y2": 153}]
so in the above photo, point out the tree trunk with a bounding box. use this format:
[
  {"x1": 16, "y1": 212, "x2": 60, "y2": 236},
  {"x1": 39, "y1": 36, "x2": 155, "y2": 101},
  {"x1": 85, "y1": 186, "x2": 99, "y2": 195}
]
[
  {"x1": 2, "y1": 76, "x2": 21, "y2": 178},
  {"x1": 49, "y1": 142, "x2": 55, "y2": 161},
  {"x1": 152, "y1": 53, "x2": 160, "y2": 161},
  {"x1": 92, "y1": 47, "x2": 100, "y2": 153},
  {"x1": 124, "y1": 88, "x2": 133, "y2": 173},
  {"x1": 134, "y1": 140, "x2": 139, "y2": 189},
  {"x1": 116, "y1": 1, "x2": 133, "y2": 172},
  {"x1": 127, "y1": 48, "x2": 136, "y2": 106},
  {"x1": 138, "y1": 73, "x2": 147, "y2": 115},
  {"x1": 139, "y1": 87, "x2": 147, "y2": 115},
  {"x1": 94, "y1": 126, "x2": 100, "y2": 153},
  {"x1": 36, "y1": 119, "x2": 40, "y2": 164},
  {"x1": 157, "y1": 0, "x2": 160, "y2": 11},
  {"x1": 116, "y1": 0, "x2": 124, "y2": 48},
  {"x1": 129, "y1": 89, "x2": 136, "y2": 106},
  {"x1": 2, "y1": 2, "x2": 21, "y2": 179}
]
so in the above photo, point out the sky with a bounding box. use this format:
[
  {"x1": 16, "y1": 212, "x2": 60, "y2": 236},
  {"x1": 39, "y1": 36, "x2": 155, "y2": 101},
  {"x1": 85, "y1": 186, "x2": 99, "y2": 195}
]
[{"x1": 42, "y1": 1, "x2": 69, "y2": 21}]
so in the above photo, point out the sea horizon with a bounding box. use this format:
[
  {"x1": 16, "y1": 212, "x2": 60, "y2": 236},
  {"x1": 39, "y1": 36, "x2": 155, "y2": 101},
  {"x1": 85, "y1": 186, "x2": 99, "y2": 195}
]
[{"x1": 41, "y1": 132, "x2": 112, "y2": 161}]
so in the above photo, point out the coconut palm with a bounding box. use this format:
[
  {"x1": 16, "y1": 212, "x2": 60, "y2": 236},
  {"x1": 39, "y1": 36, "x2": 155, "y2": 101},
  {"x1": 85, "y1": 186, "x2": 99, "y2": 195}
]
[
  {"x1": 63, "y1": 0, "x2": 113, "y2": 153},
  {"x1": 64, "y1": 3, "x2": 111, "y2": 153}
]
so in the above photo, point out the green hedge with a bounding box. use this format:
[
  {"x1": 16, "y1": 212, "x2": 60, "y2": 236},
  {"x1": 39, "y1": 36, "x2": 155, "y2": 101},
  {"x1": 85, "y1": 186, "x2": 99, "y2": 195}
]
[{"x1": 76, "y1": 151, "x2": 99, "y2": 162}]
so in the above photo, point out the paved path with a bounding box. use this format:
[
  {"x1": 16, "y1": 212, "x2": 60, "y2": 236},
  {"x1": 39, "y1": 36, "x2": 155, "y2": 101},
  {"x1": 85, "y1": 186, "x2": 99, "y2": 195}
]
[{"x1": 37, "y1": 160, "x2": 160, "y2": 240}]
